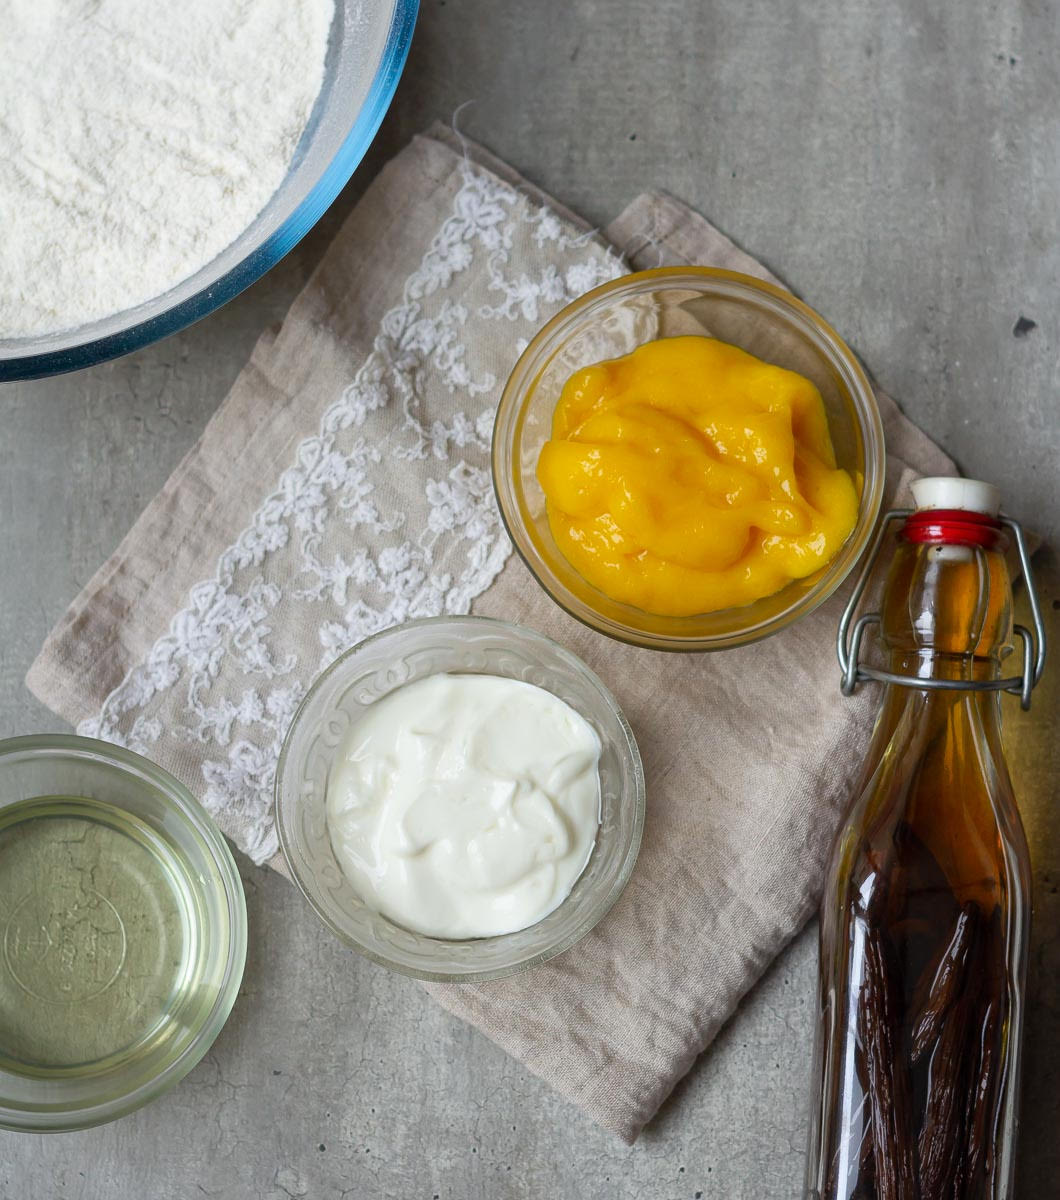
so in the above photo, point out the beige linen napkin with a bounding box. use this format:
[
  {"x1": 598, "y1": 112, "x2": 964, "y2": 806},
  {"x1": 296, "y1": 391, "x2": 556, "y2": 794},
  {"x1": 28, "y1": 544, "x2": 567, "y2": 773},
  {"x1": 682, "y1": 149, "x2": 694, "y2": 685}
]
[{"x1": 27, "y1": 125, "x2": 954, "y2": 1143}]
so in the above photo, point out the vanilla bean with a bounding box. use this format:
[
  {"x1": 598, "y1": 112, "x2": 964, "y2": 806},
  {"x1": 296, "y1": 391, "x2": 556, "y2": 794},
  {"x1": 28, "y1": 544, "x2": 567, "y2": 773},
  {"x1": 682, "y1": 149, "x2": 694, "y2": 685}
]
[
  {"x1": 855, "y1": 1122, "x2": 875, "y2": 1200},
  {"x1": 858, "y1": 922, "x2": 919, "y2": 1200},
  {"x1": 984, "y1": 1019, "x2": 1009, "y2": 1192},
  {"x1": 908, "y1": 901, "x2": 979, "y2": 1066},
  {"x1": 916, "y1": 928, "x2": 980, "y2": 1199},
  {"x1": 953, "y1": 997, "x2": 1000, "y2": 1199}
]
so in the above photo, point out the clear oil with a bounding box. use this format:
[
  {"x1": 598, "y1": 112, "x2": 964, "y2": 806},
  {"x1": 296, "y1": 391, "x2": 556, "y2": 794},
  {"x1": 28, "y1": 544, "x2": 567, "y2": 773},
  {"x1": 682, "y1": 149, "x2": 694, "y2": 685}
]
[{"x1": 0, "y1": 796, "x2": 199, "y2": 1074}]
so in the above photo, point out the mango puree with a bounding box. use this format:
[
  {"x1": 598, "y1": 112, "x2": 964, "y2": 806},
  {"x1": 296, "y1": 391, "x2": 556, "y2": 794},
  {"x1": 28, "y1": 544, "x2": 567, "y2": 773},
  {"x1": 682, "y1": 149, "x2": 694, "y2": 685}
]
[{"x1": 536, "y1": 336, "x2": 858, "y2": 616}]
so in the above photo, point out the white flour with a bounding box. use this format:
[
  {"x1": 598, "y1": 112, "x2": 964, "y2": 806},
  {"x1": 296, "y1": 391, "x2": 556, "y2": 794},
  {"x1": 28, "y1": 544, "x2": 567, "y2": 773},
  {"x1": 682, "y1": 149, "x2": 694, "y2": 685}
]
[{"x1": 1, "y1": 0, "x2": 335, "y2": 338}]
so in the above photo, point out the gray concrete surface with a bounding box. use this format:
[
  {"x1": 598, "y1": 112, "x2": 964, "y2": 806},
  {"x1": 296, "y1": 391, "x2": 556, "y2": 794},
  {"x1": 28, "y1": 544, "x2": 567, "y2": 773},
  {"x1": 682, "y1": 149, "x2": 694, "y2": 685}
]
[{"x1": 1, "y1": 1, "x2": 1058, "y2": 1196}]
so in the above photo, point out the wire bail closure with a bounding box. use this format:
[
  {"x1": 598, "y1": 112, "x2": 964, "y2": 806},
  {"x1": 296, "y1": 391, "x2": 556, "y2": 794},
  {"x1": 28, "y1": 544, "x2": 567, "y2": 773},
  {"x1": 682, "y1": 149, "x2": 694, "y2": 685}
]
[{"x1": 837, "y1": 510, "x2": 1048, "y2": 710}]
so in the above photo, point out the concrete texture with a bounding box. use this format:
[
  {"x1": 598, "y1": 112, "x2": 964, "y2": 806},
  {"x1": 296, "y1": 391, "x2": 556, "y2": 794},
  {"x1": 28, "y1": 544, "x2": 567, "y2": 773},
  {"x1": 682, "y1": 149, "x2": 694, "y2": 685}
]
[{"x1": 1, "y1": 0, "x2": 1058, "y2": 1196}]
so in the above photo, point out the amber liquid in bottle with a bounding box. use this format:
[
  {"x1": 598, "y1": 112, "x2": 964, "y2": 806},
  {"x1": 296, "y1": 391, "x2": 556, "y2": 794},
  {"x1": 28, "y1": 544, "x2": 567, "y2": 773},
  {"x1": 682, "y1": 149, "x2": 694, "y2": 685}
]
[{"x1": 805, "y1": 529, "x2": 1031, "y2": 1199}]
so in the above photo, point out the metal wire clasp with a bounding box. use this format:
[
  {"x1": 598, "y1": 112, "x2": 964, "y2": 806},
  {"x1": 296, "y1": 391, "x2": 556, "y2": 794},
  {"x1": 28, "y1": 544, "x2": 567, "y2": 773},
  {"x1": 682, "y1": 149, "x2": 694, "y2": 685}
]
[{"x1": 837, "y1": 510, "x2": 1048, "y2": 710}]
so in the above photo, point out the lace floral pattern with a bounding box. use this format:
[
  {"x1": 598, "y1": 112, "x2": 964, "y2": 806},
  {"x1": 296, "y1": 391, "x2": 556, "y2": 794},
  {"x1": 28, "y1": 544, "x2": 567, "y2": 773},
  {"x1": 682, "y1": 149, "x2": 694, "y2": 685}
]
[{"x1": 79, "y1": 162, "x2": 625, "y2": 863}]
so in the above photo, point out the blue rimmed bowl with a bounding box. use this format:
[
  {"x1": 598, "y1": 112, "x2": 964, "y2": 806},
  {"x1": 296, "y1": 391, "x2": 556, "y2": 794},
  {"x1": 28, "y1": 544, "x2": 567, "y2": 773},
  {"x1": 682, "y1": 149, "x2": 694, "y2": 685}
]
[{"x1": 0, "y1": 0, "x2": 418, "y2": 382}]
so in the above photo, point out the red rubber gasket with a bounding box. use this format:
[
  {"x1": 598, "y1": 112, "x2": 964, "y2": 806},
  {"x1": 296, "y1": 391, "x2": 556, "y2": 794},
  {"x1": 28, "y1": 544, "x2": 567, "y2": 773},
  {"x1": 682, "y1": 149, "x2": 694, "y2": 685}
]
[{"x1": 902, "y1": 508, "x2": 1004, "y2": 548}]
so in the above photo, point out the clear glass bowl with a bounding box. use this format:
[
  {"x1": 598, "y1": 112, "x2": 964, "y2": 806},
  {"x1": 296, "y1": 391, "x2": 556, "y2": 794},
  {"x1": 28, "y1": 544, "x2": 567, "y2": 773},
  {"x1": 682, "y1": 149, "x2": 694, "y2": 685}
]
[
  {"x1": 0, "y1": 0, "x2": 418, "y2": 382},
  {"x1": 275, "y1": 616, "x2": 645, "y2": 982},
  {"x1": 0, "y1": 736, "x2": 247, "y2": 1132},
  {"x1": 492, "y1": 267, "x2": 886, "y2": 651}
]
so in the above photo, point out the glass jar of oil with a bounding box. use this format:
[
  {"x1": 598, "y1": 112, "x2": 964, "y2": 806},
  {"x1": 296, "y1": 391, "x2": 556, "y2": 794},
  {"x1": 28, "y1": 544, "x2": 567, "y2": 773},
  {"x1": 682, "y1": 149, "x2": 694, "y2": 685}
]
[{"x1": 0, "y1": 737, "x2": 246, "y2": 1130}]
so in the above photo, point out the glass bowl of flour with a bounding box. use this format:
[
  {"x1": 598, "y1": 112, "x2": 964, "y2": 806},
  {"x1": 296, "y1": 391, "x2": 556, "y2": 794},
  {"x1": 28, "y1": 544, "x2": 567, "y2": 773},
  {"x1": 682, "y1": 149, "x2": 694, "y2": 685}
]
[
  {"x1": 274, "y1": 617, "x2": 646, "y2": 982},
  {"x1": 0, "y1": 0, "x2": 417, "y2": 382}
]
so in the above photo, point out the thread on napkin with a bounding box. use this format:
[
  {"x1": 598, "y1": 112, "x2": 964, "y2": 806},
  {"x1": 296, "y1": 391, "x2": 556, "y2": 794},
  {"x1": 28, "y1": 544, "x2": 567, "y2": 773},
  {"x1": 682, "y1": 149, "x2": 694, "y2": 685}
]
[{"x1": 27, "y1": 125, "x2": 956, "y2": 1143}]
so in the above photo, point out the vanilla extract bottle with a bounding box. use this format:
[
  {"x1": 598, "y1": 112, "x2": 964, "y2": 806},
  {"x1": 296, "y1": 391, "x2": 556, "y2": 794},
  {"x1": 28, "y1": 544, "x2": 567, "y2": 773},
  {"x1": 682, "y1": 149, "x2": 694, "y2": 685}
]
[{"x1": 805, "y1": 478, "x2": 1048, "y2": 1200}]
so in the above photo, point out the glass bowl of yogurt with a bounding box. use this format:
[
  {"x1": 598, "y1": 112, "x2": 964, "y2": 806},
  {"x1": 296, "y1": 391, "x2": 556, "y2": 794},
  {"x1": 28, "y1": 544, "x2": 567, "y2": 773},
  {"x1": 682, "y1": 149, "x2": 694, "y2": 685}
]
[{"x1": 274, "y1": 616, "x2": 644, "y2": 981}]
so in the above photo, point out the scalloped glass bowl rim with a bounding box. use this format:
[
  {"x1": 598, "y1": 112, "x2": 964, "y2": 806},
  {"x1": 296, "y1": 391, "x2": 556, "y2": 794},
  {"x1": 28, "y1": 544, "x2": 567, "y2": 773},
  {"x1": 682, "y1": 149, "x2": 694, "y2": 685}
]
[
  {"x1": 0, "y1": 0, "x2": 419, "y2": 381},
  {"x1": 492, "y1": 266, "x2": 886, "y2": 652}
]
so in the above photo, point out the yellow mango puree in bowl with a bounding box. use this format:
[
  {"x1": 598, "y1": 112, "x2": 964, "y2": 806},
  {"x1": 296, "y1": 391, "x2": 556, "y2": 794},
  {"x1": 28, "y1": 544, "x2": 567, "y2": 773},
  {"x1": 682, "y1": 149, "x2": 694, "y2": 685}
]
[{"x1": 535, "y1": 336, "x2": 859, "y2": 617}]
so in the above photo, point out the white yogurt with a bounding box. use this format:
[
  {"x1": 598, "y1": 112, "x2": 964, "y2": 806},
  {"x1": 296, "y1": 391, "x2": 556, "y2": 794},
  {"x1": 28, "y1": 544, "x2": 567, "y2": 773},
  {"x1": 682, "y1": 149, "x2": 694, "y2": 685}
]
[{"x1": 325, "y1": 673, "x2": 601, "y2": 939}]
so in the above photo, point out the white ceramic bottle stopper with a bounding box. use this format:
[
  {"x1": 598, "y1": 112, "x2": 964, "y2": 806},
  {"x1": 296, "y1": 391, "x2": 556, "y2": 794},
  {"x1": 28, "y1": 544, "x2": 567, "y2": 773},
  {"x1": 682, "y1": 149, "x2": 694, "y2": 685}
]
[{"x1": 910, "y1": 476, "x2": 1001, "y2": 517}]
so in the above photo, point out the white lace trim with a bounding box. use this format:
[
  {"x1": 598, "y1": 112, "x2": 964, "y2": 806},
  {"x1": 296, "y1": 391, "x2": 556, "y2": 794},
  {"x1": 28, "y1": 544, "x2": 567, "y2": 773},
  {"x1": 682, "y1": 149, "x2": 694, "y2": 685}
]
[{"x1": 79, "y1": 162, "x2": 624, "y2": 864}]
